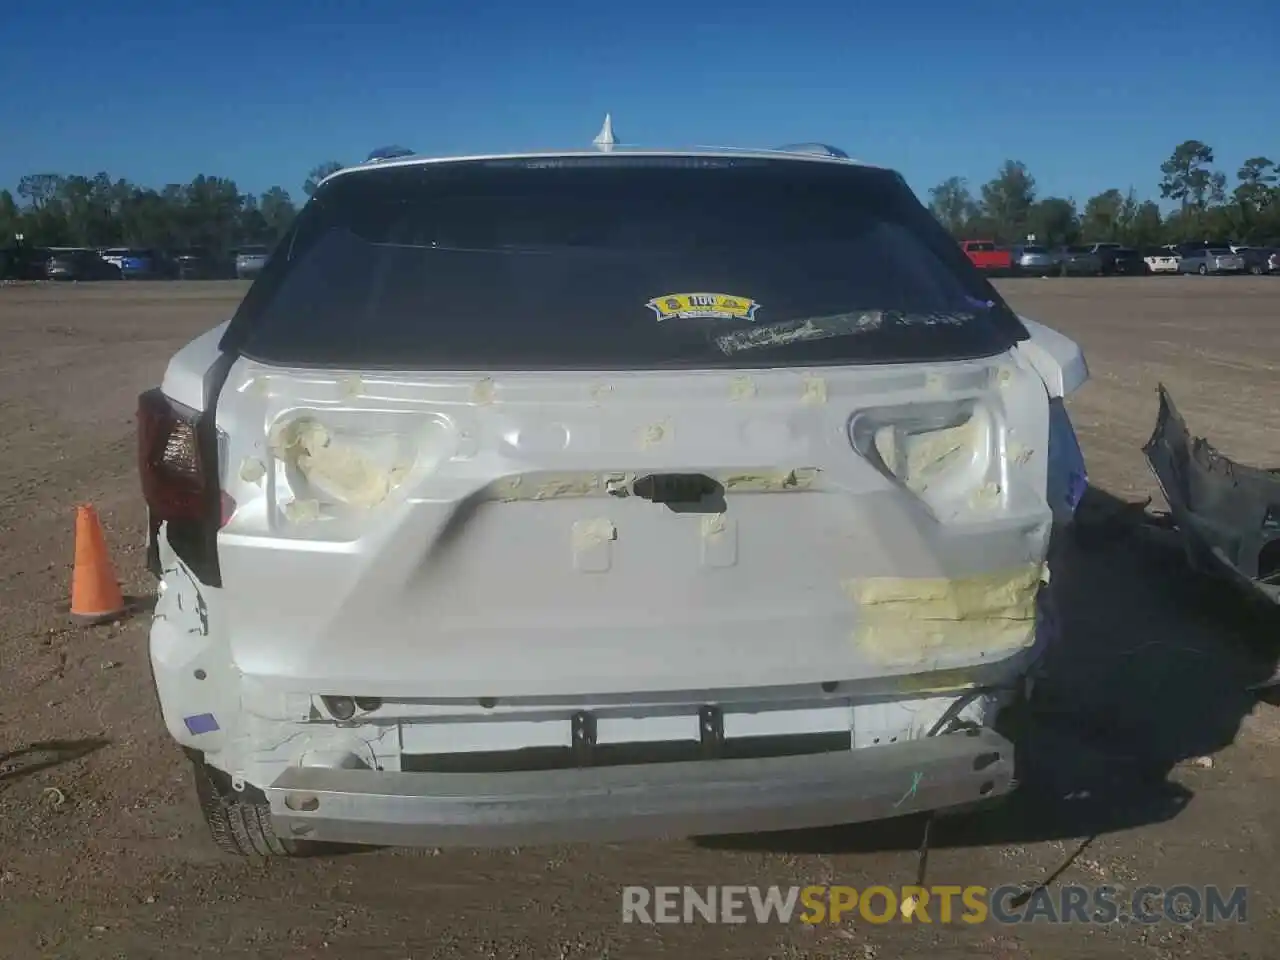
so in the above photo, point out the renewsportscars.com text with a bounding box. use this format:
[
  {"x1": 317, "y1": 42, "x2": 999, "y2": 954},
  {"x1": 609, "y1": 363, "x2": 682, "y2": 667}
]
[{"x1": 621, "y1": 885, "x2": 1248, "y2": 926}]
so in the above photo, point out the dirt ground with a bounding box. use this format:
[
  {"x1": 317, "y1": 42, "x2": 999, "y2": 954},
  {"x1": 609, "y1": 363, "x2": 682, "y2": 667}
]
[{"x1": 0, "y1": 278, "x2": 1277, "y2": 959}]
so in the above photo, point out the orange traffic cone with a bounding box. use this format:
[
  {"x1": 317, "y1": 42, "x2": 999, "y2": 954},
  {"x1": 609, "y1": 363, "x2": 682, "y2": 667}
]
[{"x1": 70, "y1": 504, "x2": 125, "y2": 625}]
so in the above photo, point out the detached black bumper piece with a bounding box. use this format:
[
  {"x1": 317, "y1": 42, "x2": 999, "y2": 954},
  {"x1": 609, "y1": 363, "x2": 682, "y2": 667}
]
[{"x1": 1143, "y1": 383, "x2": 1280, "y2": 607}]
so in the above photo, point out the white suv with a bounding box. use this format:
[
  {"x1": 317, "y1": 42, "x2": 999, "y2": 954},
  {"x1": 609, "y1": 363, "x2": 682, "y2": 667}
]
[{"x1": 138, "y1": 145, "x2": 1088, "y2": 856}]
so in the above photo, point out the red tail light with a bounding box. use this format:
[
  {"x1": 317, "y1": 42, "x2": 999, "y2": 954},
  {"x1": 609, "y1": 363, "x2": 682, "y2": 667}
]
[{"x1": 137, "y1": 389, "x2": 235, "y2": 525}]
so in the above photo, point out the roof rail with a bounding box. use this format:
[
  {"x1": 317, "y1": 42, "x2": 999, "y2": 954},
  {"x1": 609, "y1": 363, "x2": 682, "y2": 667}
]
[{"x1": 774, "y1": 142, "x2": 850, "y2": 159}]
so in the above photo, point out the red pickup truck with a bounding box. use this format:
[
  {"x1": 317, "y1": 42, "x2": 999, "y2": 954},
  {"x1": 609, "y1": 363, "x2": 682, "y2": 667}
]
[{"x1": 959, "y1": 240, "x2": 1012, "y2": 275}]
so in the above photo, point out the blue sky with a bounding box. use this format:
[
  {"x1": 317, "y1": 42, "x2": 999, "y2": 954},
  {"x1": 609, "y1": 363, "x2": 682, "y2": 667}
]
[{"x1": 4, "y1": 0, "x2": 1276, "y2": 208}]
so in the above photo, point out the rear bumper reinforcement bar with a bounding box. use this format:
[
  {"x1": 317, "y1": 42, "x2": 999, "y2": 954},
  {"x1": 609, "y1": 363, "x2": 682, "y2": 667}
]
[{"x1": 267, "y1": 727, "x2": 1014, "y2": 848}]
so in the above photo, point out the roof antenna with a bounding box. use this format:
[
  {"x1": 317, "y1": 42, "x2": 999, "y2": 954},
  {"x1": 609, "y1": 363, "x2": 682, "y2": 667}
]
[{"x1": 593, "y1": 113, "x2": 617, "y2": 152}]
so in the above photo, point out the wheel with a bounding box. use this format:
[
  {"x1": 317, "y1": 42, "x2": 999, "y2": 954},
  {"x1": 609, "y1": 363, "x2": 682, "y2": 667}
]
[
  {"x1": 1250, "y1": 264, "x2": 1263, "y2": 276},
  {"x1": 1198, "y1": 264, "x2": 1208, "y2": 275},
  {"x1": 188, "y1": 753, "x2": 311, "y2": 857}
]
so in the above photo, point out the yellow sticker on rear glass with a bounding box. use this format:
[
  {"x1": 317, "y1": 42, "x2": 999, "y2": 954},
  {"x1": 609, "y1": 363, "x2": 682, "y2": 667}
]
[{"x1": 646, "y1": 293, "x2": 761, "y2": 322}]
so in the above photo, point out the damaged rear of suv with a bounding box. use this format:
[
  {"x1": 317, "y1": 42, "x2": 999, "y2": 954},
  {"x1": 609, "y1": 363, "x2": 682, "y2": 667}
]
[{"x1": 139, "y1": 148, "x2": 1088, "y2": 856}]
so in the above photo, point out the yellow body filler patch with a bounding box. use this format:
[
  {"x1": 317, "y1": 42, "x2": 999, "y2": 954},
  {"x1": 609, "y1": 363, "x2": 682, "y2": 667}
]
[
  {"x1": 646, "y1": 293, "x2": 761, "y2": 322},
  {"x1": 845, "y1": 563, "x2": 1045, "y2": 667}
]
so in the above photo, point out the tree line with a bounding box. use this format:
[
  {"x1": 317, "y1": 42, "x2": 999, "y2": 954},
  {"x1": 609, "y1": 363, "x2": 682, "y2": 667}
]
[
  {"x1": 0, "y1": 161, "x2": 344, "y2": 254},
  {"x1": 930, "y1": 140, "x2": 1279, "y2": 248},
  {"x1": 3, "y1": 144, "x2": 1277, "y2": 255}
]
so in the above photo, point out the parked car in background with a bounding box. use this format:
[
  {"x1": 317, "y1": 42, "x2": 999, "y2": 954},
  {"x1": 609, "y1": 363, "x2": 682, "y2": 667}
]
[
  {"x1": 1235, "y1": 247, "x2": 1277, "y2": 275},
  {"x1": 100, "y1": 247, "x2": 168, "y2": 280},
  {"x1": 1180, "y1": 240, "x2": 1236, "y2": 254},
  {"x1": 1009, "y1": 244, "x2": 1057, "y2": 276},
  {"x1": 958, "y1": 239, "x2": 1012, "y2": 276},
  {"x1": 1142, "y1": 246, "x2": 1180, "y2": 274},
  {"x1": 1084, "y1": 241, "x2": 1121, "y2": 261},
  {"x1": 1053, "y1": 245, "x2": 1103, "y2": 276},
  {"x1": 234, "y1": 245, "x2": 271, "y2": 279},
  {"x1": 1176, "y1": 246, "x2": 1245, "y2": 275},
  {"x1": 171, "y1": 247, "x2": 229, "y2": 280},
  {"x1": 2, "y1": 245, "x2": 54, "y2": 280},
  {"x1": 1085, "y1": 244, "x2": 1145, "y2": 275},
  {"x1": 46, "y1": 248, "x2": 121, "y2": 281}
]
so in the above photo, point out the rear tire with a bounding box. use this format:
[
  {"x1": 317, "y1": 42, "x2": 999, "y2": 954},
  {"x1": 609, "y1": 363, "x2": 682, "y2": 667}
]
[
  {"x1": 189, "y1": 753, "x2": 311, "y2": 857},
  {"x1": 1198, "y1": 264, "x2": 1208, "y2": 276}
]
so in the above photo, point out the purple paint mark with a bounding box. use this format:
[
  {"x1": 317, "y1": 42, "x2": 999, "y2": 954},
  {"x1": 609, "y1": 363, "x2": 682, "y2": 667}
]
[{"x1": 184, "y1": 713, "x2": 219, "y2": 735}]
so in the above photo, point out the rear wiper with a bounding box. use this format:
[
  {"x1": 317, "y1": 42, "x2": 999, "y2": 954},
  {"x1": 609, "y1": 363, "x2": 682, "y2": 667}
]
[{"x1": 712, "y1": 308, "x2": 981, "y2": 357}]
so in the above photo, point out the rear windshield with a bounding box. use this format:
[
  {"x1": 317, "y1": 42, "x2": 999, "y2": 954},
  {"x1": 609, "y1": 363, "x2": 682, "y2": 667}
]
[
  {"x1": 1020, "y1": 245, "x2": 1048, "y2": 254},
  {"x1": 225, "y1": 157, "x2": 1026, "y2": 370}
]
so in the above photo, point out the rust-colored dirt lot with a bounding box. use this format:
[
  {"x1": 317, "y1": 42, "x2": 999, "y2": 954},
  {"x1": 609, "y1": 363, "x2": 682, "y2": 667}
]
[{"x1": 0, "y1": 278, "x2": 1277, "y2": 959}]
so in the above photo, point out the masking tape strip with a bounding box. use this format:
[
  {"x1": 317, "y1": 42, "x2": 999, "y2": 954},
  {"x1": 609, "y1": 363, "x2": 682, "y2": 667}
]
[{"x1": 846, "y1": 563, "x2": 1046, "y2": 666}]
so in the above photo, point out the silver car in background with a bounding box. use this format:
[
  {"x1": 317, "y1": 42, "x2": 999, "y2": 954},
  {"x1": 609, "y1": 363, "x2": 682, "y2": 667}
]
[
  {"x1": 234, "y1": 245, "x2": 271, "y2": 279},
  {"x1": 1177, "y1": 247, "x2": 1245, "y2": 275},
  {"x1": 1010, "y1": 244, "x2": 1057, "y2": 276},
  {"x1": 1053, "y1": 245, "x2": 1103, "y2": 276}
]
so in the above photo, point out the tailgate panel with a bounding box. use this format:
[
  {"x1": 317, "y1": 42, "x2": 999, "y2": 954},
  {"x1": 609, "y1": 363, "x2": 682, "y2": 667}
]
[{"x1": 215, "y1": 358, "x2": 1054, "y2": 697}]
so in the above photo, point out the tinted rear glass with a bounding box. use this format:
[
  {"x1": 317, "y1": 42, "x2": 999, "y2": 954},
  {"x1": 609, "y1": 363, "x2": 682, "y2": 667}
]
[
  {"x1": 226, "y1": 157, "x2": 1026, "y2": 370},
  {"x1": 1020, "y1": 245, "x2": 1048, "y2": 254}
]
